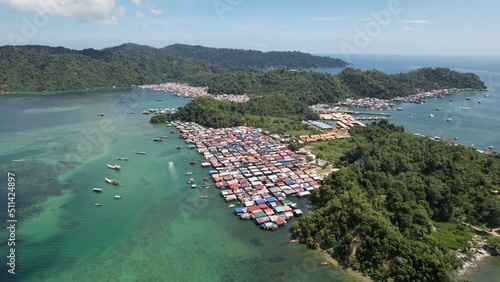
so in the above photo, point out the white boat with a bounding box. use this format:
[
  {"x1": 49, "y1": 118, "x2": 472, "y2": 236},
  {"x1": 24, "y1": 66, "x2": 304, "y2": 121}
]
[
  {"x1": 105, "y1": 178, "x2": 119, "y2": 185},
  {"x1": 107, "y1": 164, "x2": 121, "y2": 170},
  {"x1": 429, "y1": 114, "x2": 434, "y2": 118},
  {"x1": 446, "y1": 118, "x2": 452, "y2": 122},
  {"x1": 92, "y1": 188, "x2": 102, "y2": 192},
  {"x1": 135, "y1": 151, "x2": 146, "y2": 155},
  {"x1": 114, "y1": 195, "x2": 121, "y2": 199},
  {"x1": 95, "y1": 203, "x2": 103, "y2": 206},
  {"x1": 228, "y1": 204, "x2": 235, "y2": 208}
]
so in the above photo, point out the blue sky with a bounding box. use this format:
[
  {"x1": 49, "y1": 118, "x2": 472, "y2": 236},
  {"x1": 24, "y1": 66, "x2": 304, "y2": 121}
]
[{"x1": 0, "y1": 0, "x2": 499, "y2": 56}]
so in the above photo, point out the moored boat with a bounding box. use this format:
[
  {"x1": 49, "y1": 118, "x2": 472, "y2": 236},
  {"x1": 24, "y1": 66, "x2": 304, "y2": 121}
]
[
  {"x1": 95, "y1": 203, "x2": 103, "y2": 206},
  {"x1": 117, "y1": 157, "x2": 129, "y2": 161},
  {"x1": 107, "y1": 164, "x2": 121, "y2": 170},
  {"x1": 135, "y1": 151, "x2": 146, "y2": 155},
  {"x1": 114, "y1": 195, "x2": 121, "y2": 199},
  {"x1": 153, "y1": 137, "x2": 163, "y2": 142},
  {"x1": 92, "y1": 187, "x2": 102, "y2": 192},
  {"x1": 190, "y1": 159, "x2": 196, "y2": 164},
  {"x1": 105, "y1": 178, "x2": 119, "y2": 185},
  {"x1": 201, "y1": 194, "x2": 208, "y2": 198}
]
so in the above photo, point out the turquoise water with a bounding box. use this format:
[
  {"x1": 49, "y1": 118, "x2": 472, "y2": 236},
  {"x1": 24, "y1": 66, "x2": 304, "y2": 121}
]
[
  {"x1": 1, "y1": 55, "x2": 499, "y2": 281},
  {"x1": 0, "y1": 88, "x2": 356, "y2": 282}
]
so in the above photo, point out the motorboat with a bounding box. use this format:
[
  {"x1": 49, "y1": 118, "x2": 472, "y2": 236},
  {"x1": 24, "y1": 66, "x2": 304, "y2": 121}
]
[
  {"x1": 117, "y1": 157, "x2": 129, "y2": 161},
  {"x1": 105, "y1": 178, "x2": 119, "y2": 185},
  {"x1": 92, "y1": 188, "x2": 102, "y2": 192},
  {"x1": 107, "y1": 164, "x2": 121, "y2": 170},
  {"x1": 114, "y1": 195, "x2": 121, "y2": 199},
  {"x1": 95, "y1": 203, "x2": 103, "y2": 206},
  {"x1": 135, "y1": 151, "x2": 146, "y2": 155}
]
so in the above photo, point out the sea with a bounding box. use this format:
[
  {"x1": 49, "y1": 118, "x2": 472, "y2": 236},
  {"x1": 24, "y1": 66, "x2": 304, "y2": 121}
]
[{"x1": 0, "y1": 55, "x2": 499, "y2": 282}]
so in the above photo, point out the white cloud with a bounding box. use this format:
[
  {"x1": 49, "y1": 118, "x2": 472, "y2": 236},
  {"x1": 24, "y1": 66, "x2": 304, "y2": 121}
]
[
  {"x1": 150, "y1": 8, "x2": 164, "y2": 15},
  {"x1": 135, "y1": 10, "x2": 145, "y2": 19},
  {"x1": 0, "y1": 0, "x2": 121, "y2": 25},
  {"x1": 312, "y1": 17, "x2": 342, "y2": 21},
  {"x1": 130, "y1": 0, "x2": 142, "y2": 6},
  {"x1": 399, "y1": 19, "x2": 431, "y2": 24},
  {"x1": 403, "y1": 27, "x2": 419, "y2": 32}
]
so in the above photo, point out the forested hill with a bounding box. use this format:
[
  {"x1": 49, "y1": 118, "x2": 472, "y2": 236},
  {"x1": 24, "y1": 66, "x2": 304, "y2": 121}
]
[
  {"x1": 0, "y1": 43, "x2": 347, "y2": 93},
  {"x1": 162, "y1": 43, "x2": 349, "y2": 69},
  {"x1": 291, "y1": 120, "x2": 500, "y2": 281},
  {"x1": 0, "y1": 44, "x2": 486, "y2": 94}
]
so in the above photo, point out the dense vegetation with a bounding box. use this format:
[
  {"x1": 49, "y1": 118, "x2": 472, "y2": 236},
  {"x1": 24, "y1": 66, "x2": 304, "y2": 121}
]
[
  {"x1": 0, "y1": 44, "x2": 485, "y2": 97},
  {"x1": 150, "y1": 95, "x2": 318, "y2": 133},
  {"x1": 0, "y1": 43, "x2": 347, "y2": 93},
  {"x1": 162, "y1": 43, "x2": 349, "y2": 69},
  {"x1": 291, "y1": 120, "x2": 500, "y2": 281}
]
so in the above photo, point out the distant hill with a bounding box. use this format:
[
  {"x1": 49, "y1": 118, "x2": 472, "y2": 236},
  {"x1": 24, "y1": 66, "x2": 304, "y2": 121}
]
[
  {"x1": 0, "y1": 43, "x2": 348, "y2": 93},
  {"x1": 162, "y1": 44, "x2": 349, "y2": 69}
]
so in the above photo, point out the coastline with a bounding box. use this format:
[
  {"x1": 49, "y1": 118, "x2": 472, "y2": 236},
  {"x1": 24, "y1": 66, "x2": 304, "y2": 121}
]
[{"x1": 454, "y1": 242, "x2": 494, "y2": 279}]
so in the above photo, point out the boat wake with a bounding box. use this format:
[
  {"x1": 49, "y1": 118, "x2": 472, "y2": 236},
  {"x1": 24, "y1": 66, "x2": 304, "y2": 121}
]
[{"x1": 167, "y1": 161, "x2": 178, "y2": 178}]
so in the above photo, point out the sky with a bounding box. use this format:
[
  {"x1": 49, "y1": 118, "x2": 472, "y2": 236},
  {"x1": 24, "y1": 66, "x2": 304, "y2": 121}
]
[{"x1": 0, "y1": 0, "x2": 499, "y2": 56}]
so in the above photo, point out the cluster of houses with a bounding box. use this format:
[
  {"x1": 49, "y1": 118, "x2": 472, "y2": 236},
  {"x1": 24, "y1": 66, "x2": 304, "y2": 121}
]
[{"x1": 172, "y1": 122, "x2": 322, "y2": 231}]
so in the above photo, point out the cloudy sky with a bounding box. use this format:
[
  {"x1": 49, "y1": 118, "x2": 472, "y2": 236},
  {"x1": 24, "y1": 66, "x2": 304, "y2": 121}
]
[{"x1": 0, "y1": 0, "x2": 499, "y2": 56}]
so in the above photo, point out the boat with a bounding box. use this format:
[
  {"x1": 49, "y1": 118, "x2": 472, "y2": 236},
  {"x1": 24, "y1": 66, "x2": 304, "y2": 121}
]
[
  {"x1": 105, "y1": 178, "x2": 119, "y2": 185},
  {"x1": 92, "y1": 188, "x2": 102, "y2": 192},
  {"x1": 107, "y1": 164, "x2": 121, "y2": 170},
  {"x1": 161, "y1": 136, "x2": 169, "y2": 139},
  {"x1": 436, "y1": 108, "x2": 442, "y2": 111},
  {"x1": 429, "y1": 114, "x2": 434, "y2": 118},
  {"x1": 171, "y1": 130, "x2": 175, "y2": 133},
  {"x1": 156, "y1": 99, "x2": 164, "y2": 101},
  {"x1": 135, "y1": 151, "x2": 146, "y2": 155},
  {"x1": 460, "y1": 107, "x2": 470, "y2": 110},
  {"x1": 191, "y1": 184, "x2": 197, "y2": 188},
  {"x1": 97, "y1": 113, "x2": 104, "y2": 116},
  {"x1": 396, "y1": 108, "x2": 404, "y2": 111},
  {"x1": 465, "y1": 97, "x2": 472, "y2": 100},
  {"x1": 153, "y1": 138, "x2": 163, "y2": 142},
  {"x1": 117, "y1": 157, "x2": 129, "y2": 161},
  {"x1": 446, "y1": 118, "x2": 452, "y2": 122},
  {"x1": 478, "y1": 100, "x2": 481, "y2": 103},
  {"x1": 188, "y1": 178, "x2": 194, "y2": 183},
  {"x1": 142, "y1": 110, "x2": 150, "y2": 115},
  {"x1": 114, "y1": 195, "x2": 121, "y2": 199},
  {"x1": 176, "y1": 146, "x2": 182, "y2": 149},
  {"x1": 127, "y1": 111, "x2": 134, "y2": 114},
  {"x1": 95, "y1": 203, "x2": 103, "y2": 206},
  {"x1": 186, "y1": 172, "x2": 193, "y2": 175},
  {"x1": 190, "y1": 159, "x2": 196, "y2": 165},
  {"x1": 201, "y1": 194, "x2": 208, "y2": 198},
  {"x1": 228, "y1": 204, "x2": 235, "y2": 208},
  {"x1": 488, "y1": 146, "x2": 494, "y2": 150}
]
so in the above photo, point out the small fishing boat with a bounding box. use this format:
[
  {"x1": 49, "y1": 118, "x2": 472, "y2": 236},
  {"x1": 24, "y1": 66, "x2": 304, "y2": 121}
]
[
  {"x1": 114, "y1": 195, "x2": 121, "y2": 199},
  {"x1": 188, "y1": 178, "x2": 194, "y2": 184},
  {"x1": 95, "y1": 203, "x2": 103, "y2": 206},
  {"x1": 176, "y1": 146, "x2": 182, "y2": 149},
  {"x1": 97, "y1": 113, "x2": 104, "y2": 116},
  {"x1": 107, "y1": 164, "x2": 121, "y2": 170},
  {"x1": 117, "y1": 157, "x2": 129, "y2": 161},
  {"x1": 105, "y1": 178, "x2": 119, "y2": 185},
  {"x1": 171, "y1": 130, "x2": 175, "y2": 133},
  {"x1": 186, "y1": 172, "x2": 193, "y2": 175},
  {"x1": 201, "y1": 194, "x2": 208, "y2": 199},
  {"x1": 92, "y1": 188, "x2": 102, "y2": 192},
  {"x1": 228, "y1": 204, "x2": 235, "y2": 208},
  {"x1": 190, "y1": 159, "x2": 196, "y2": 165},
  {"x1": 153, "y1": 137, "x2": 163, "y2": 142},
  {"x1": 135, "y1": 151, "x2": 146, "y2": 155}
]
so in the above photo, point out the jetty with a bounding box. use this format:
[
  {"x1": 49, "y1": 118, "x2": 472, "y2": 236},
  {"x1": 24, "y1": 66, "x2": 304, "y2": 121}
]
[{"x1": 170, "y1": 122, "x2": 320, "y2": 230}]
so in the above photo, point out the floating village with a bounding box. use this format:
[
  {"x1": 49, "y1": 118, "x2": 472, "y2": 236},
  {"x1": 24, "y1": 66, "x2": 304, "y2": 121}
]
[
  {"x1": 170, "y1": 121, "x2": 324, "y2": 231},
  {"x1": 139, "y1": 82, "x2": 250, "y2": 103}
]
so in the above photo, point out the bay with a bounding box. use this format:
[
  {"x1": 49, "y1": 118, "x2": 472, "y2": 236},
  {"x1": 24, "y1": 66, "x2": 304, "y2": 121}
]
[
  {"x1": 1, "y1": 54, "x2": 499, "y2": 281},
  {"x1": 0, "y1": 88, "x2": 356, "y2": 282}
]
